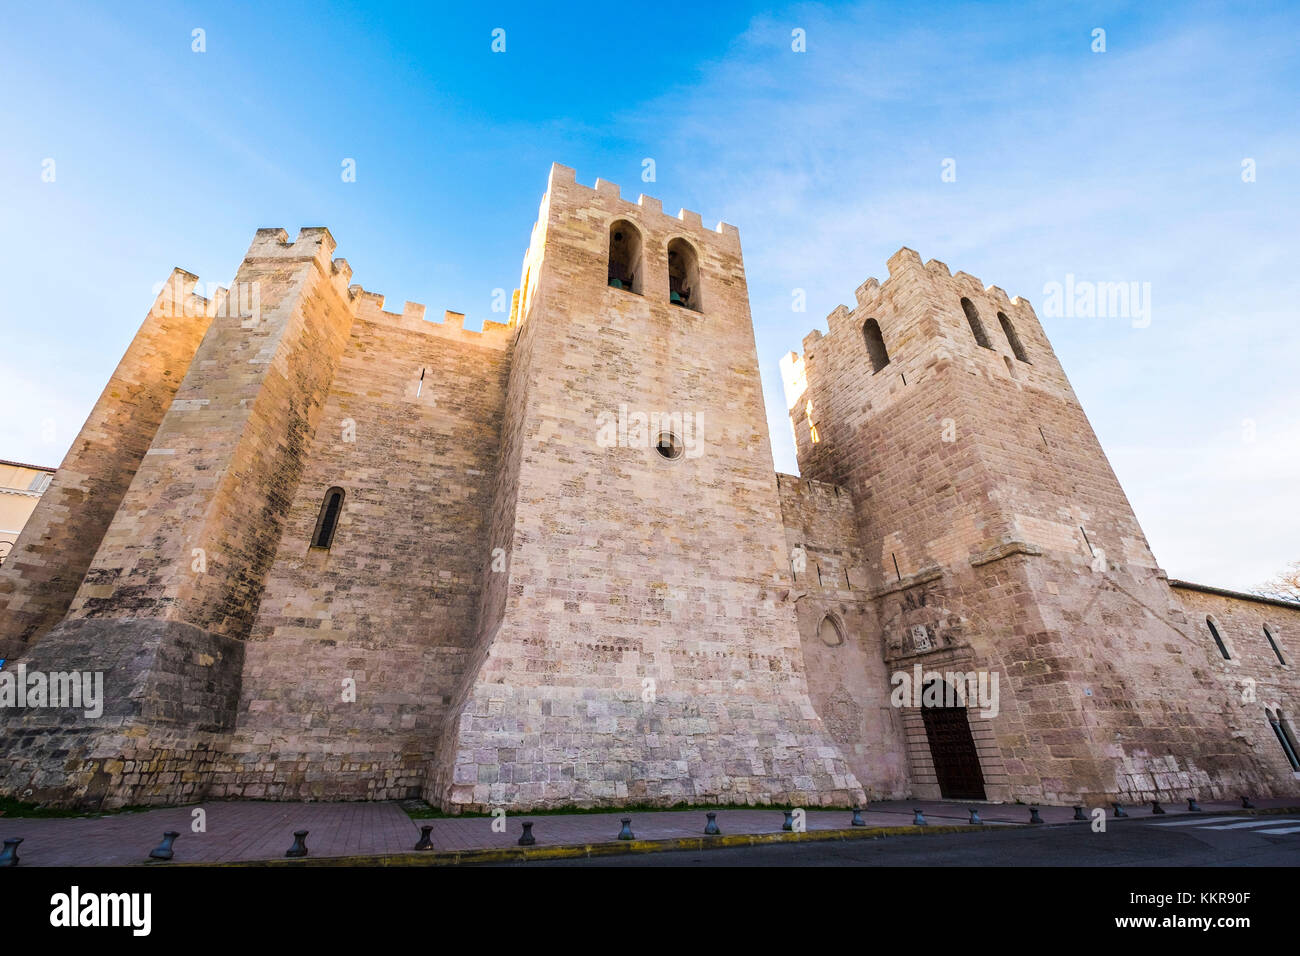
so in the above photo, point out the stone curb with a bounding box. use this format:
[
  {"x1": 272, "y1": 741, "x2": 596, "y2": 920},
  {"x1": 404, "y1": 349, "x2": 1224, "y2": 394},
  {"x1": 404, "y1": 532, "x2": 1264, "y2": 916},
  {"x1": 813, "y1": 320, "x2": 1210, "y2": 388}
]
[{"x1": 164, "y1": 822, "x2": 993, "y2": 867}]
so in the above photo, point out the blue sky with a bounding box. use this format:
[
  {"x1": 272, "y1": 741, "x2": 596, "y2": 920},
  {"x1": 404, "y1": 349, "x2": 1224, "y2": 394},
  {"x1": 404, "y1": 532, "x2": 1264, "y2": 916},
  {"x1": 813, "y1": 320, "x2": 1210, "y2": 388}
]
[{"x1": 1, "y1": 1, "x2": 1296, "y2": 591}]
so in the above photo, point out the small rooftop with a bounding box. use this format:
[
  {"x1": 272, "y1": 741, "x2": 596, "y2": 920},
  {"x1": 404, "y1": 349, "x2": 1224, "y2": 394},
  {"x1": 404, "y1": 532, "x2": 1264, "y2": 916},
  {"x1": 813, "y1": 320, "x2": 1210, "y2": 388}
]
[
  {"x1": 1169, "y1": 578, "x2": 1300, "y2": 612},
  {"x1": 0, "y1": 458, "x2": 56, "y2": 473}
]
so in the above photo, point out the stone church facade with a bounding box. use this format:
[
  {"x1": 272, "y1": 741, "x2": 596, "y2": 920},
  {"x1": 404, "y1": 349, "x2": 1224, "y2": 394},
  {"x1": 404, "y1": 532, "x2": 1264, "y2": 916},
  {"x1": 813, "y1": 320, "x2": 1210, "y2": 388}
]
[{"x1": 1, "y1": 164, "x2": 1297, "y2": 811}]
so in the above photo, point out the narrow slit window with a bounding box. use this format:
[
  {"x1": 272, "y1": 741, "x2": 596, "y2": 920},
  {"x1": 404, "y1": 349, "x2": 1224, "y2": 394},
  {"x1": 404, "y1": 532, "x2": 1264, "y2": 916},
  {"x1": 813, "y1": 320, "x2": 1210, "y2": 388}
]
[
  {"x1": 1263, "y1": 625, "x2": 1286, "y2": 666},
  {"x1": 998, "y1": 311, "x2": 1030, "y2": 363},
  {"x1": 1281, "y1": 714, "x2": 1300, "y2": 766},
  {"x1": 960, "y1": 297, "x2": 992, "y2": 349},
  {"x1": 1269, "y1": 713, "x2": 1300, "y2": 770},
  {"x1": 1206, "y1": 616, "x2": 1230, "y2": 660},
  {"x1": 862, "y1": 318, "x2": 890, "y2": 373},
  {"x1": 312, "y1": 487, "x2": 345, "y2": 550}
]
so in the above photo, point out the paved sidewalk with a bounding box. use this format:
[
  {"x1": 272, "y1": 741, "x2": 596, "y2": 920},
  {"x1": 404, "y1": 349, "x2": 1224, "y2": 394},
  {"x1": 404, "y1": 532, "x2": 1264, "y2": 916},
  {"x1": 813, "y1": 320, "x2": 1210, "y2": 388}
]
[
  {"x1": 2, "y1": 797, "x2": 1294, "y2": 865},
  {"x1": 0, "y1": 801, "x2": 416, "y2": 866}
]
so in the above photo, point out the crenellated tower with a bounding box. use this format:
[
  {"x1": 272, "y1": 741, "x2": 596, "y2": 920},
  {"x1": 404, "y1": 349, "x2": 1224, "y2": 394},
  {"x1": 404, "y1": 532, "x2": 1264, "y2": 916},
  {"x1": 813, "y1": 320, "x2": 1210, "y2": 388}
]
[
  {"x1": 2, "y1": 228, "x2": 358, "y2": 806},
  {"x1": 781, "y1": 249, "x2": 1288, "y2": 804},
  {"x1": 431, "y1": 164, "x2": 863, "y2": 811}
]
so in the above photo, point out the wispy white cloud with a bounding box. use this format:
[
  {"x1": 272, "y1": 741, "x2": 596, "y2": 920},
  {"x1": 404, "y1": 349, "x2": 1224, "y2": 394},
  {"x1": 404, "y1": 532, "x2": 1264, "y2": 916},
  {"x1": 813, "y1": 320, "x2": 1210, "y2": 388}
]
[{"x1": 612, "y1": 1, "x2": 1300, "y2": 590}]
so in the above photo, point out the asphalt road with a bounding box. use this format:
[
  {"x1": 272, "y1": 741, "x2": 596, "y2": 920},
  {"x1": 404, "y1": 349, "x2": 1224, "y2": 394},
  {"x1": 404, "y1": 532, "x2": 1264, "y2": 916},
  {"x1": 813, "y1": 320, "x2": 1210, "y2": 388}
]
[{"x1": 502, "y1": 814, "x2": 1300, "y2": 866}]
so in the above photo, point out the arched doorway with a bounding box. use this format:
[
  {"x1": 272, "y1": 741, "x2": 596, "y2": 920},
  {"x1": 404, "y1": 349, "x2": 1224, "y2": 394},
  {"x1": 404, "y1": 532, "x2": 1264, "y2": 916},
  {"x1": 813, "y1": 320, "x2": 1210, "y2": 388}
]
[{"x1": 920, "y1": 679, "x2": 986, "y2": 799}]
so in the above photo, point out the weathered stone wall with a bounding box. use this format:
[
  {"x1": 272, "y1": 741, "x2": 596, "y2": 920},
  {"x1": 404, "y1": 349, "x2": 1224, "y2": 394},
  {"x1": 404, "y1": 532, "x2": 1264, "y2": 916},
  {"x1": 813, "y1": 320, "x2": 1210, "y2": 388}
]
[
  {"x1": 1, "y1": 229, "x2": 359, "y2": 807},
  {"x1": 776, "y1": 473, "x2": 909, "y2": 799},
  {"x1": 427, "y1": 205, "x2": 547, "y2": 806},
  {"x1": 1168, "y1": 584, "x2": 1300, "y2": 786},
  {"x1": 0, "y1": 271, "x2": 214, "y2": 657},
  {"x1": 212, "y1": 297, "x2": 513, "y2": 801},
  {"x1": 435, "y1": 165, "x2": 862, "y2": 811}
]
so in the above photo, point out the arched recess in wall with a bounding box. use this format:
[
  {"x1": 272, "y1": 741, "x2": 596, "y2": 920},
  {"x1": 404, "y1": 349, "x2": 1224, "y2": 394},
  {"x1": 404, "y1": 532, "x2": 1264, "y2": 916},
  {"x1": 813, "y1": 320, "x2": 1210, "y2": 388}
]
[
  {"x1": 607, "y1": 220, "x2": 643, "y2": 294},
  {"x1": 960, "y1": 297, "x2": 992, "y2": 349},
  {"x1": 667, "y1": 237, "x2": 702, "y2": 312},
  {"x1": 1263, "y1": 624, "x2": 1287, "y2": 666},
  {"x1": 1267, "y1": 708, "x2": 1300, "y2": 771},
  {"x1": 1205, "y1": 616, "x2": 1231, "y2": 660},
  {"x1": 311, "y1": 487, "x2": 345, "y2": 550},
  {"x1": 818, "y1": 613, "x2": 845, "y2": 646},
  {"x1": 997, "y1": 311, "x2": 1030, "y2": 363},
  {"x1": 862, "y1": 319, "x2": 890, "y2": 373}
]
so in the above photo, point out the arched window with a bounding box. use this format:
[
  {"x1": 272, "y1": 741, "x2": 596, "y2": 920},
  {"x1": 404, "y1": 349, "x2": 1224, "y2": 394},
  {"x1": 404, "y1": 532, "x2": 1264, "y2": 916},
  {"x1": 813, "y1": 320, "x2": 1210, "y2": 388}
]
[
  {"x1": 607, "y1": 220, "x2": 643, "y2": 294},
  {"x1": 1263, "y1": 625, "x2": 1287, "y2": 666},
  {"x1": 1206, "y1": 616, "x2": 1230, "y2": 660},
  {"x1": 818, "y1": 614, "x2": 844, "y2": 646},
  {"x1": 998, "y1": 311, "x2": 1030, "y2": 363},
  {"x1": 862, "y1": 319, "x2": 890, "y2": 373},
  {"x1": 1267, "y1": 710, "x2": 1300, "y2": 770},
  {"x1": 667, "y1": 238, "x2": 702, "y2": 312},
  {"x1": 311, "y1": 487, "x2": 345, "y2": 549},
  {"x1": 960, "y1": 298, "x2": 992, "y2": 349}
]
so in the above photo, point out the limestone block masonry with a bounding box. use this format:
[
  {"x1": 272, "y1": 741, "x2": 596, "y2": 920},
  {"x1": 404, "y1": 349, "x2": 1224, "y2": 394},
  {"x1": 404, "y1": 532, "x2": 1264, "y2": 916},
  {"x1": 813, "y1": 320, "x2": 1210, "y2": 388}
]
[{"x1": 1, "y1": 164, "x2": 1296, "y2": 811}]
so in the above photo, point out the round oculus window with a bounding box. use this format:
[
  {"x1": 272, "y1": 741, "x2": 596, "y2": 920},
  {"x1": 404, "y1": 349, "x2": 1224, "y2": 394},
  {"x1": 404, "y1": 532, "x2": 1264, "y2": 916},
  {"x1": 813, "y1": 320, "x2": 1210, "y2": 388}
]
[{"x1": 655, "y1": 432, "x2": 683, "y2": 460}]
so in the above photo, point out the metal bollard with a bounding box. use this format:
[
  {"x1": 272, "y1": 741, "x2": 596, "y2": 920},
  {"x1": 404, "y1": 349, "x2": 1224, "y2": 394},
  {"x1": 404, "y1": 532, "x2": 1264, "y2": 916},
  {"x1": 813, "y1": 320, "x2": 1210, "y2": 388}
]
[
  {"x1": 912, "y1": 809, "x2": 927, "y2": 826},
  {"x1": 1112, "y1": 802, "x2": 1127, "y2": 818},
  {"x1": 286, "y1": 830, "x2": 309, "y2": 858},
  {"x1": 1241, "y1": 796, "x2": 1255, "y2": 809},
  {"x1": 704, "y1": 812, "x2": 721, "y2": 836},
  {"x1": 1151, "y1": 801, "x2": 1165, "y2": 815},
  {"x1": 782, "y1": 810, "x2": 794, "y2": 831},
  {"x1": 969, "y1": 808, "x2": 981, "y2": 825},
  {"x1": 617, "y1": 818, "x2": 634, "y2": 841},
  {"x1": 414, "y1": 825, "x2": 433, "y2": 851},
  {"x1": 850, "y1": 807, "x2": 866, "y2": 827},
  {"x1": 0, "y1": 838, "x2": 22, "y2": 867},
  {"x1": 148, "y1": 831, "x2": 180, "y2": 861},
  {"x1": 518, "y1": 821, "x2": 536, "y2": 846},
  {"x1": 1029, "y1": 806, "x2": 1043, "y2": 824},
  {"x1": 1073, "y1": 806, "x2": 1087, "y2": 821},
  {"x1": 1187, "y1": 798, "x2": 1201, "y2": 812}
]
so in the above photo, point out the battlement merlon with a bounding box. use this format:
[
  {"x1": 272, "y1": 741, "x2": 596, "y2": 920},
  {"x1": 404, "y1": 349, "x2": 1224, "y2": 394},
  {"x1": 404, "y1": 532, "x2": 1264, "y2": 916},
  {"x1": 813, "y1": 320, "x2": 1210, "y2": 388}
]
[
  {"x1": 545, "y1": 162, "x2": 741, "y2": 251},
  {"x1": 775, "y1": 472, "x2": 853, "y2": 500},
  {"x1": 882, "y1": 246, "x2": 1037, "y2": 314},
  {"x1": 240, "y1": 227, "x2": 355, "y2": 301},
  {"x1": 350, "y1": 287, "x2": 513, "y2": 350},
  {"x1": 795, "y1": 247, "x2": 1043, "y2": 348},
  {"x1": 149, "y1": 267, "x2": 228, "y2": 320}
]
